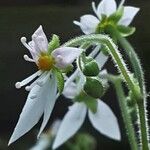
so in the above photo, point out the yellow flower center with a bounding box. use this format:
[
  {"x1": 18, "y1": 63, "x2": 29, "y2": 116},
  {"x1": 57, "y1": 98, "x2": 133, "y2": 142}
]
[{"x1": 37, "y1": 53, "x2": 55, "y2": 71}]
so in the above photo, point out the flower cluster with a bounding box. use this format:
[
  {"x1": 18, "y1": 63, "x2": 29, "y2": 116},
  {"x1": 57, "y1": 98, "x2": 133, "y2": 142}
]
[{"x1": 9, "y1": 0, "x2": 143, "y2": 150}]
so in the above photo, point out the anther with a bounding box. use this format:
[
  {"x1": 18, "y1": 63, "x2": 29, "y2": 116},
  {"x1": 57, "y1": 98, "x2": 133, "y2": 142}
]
[
  {"x1": 15, "y1": 82, "x2": 21, "y2": 89},
  {"x1": 23, "y1": 55, "x2": 35, "y2": 62}
]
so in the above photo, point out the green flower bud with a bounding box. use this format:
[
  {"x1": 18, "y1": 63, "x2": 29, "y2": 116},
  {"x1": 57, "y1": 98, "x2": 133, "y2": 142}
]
[
  {"x1": 84, "y1": 77, "x2": 104, "y2": 98},
  {"x1": 83, "y1": 60, "x2": 100, "y2": 77}
]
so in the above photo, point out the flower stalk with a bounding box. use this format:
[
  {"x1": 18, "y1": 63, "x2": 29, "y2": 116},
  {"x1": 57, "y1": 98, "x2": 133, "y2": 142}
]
[
  {"x1": 112, "y1": 29, "x2": 149, "y2": 150},
  {"x1": 107, "y1": 74, "x2": 138, "y2": 150}
]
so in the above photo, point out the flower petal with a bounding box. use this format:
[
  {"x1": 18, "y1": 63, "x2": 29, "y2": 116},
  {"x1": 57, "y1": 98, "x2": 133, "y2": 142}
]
[
  {"x1": 37, "y1": 74, "x2": 57, "y2": 137},
  {"x1": 74, "y1": 15, "x2": 99, "y2": 34},
  {"x1": 119, "y1": 6, "x2": 140, "y2": 26},
  {"x1": 88, "y1": 100, "x2": 121, "y2": 140},
  {"x1": 31, "y1": 25, "x2": 48, "y2": 53},
  {"x1": 95, "y1": 51, "x2": 109, "y2": 70},
  {"x1": 52, "y1": 102, "x2": 87, "y2": 149},
  {"x1": 52, "y1": 47, "x2": 83, "y2": 69},
  {"x1": 97, "y1": 0, "x2": 117, "y2": 17},
  {"x1": 8, "y1": 84, "x2": 46, "y2": 145},
  {"x1": 63, "y1": 72, "x2": 85, "y2": 99},
  {"x1": 63, "y1": 82, "x2": 78, "y2": 99}
]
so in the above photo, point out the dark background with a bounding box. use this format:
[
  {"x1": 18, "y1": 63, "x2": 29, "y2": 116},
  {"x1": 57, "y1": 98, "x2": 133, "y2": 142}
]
[{"x1": 0, "y1": 0, "x2": 149, "y2": 149}]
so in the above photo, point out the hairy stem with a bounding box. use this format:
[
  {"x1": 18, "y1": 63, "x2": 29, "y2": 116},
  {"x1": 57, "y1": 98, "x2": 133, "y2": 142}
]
[
  {"x1": 113, "y1": 30, "x2": 149, "y2": 150},
  {"x1": 109, "y1": 75, "x2": 138, "y2": 150}
]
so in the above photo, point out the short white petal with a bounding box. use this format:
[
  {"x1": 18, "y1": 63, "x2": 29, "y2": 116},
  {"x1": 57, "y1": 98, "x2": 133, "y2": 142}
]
[
  {"x1": 31, "y1": 25, "x2": 48, "y2": 53},
  {"x1": 9, "y1": 84, "x2": 46, "y2": 145},
  {"x1": 38, "y1": 75, "x2": 57, "y2": 137},
  {"x1": 52, "y1": 103, "x2": 87, "y2": 149},
  {"x1": 52, "y1": 47, "x2": 83, "y2": 69},
  {"x1": 119, "y1": 6, "x2": 140, "y2": 26},
  {"x1": 97, "y1": 0, "x2": 117, "y2": 17},
  {"x1": 80, "y1": 15, "x2": 99, "y2": 34},
  {"x1": 63, "y1": 82, "x2": 78, "y2": 99},
  {"x1": 88, "y1": 100, "x2": 121, "y2": 140},
  {"x1": 95, "y1": 51, "x2": 109, "y2": 70}
]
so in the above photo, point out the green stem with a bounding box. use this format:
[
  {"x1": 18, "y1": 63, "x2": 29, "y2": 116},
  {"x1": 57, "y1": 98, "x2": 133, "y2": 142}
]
[
  {"x1": 113, "y1": 30, "x2": 144, "y2": 90},
  {"x1": 138, "y1": 103, "x2": 149, "y2": 150},
  {"x1": 113, "y1": 30, "x2": 149, "y2": 150},
  {"x1": 109, "y1": 75, "x2": 138, "y2": 150},
  {"x1": 64, "y1": 34, "x2": 137, "y2": 96}
]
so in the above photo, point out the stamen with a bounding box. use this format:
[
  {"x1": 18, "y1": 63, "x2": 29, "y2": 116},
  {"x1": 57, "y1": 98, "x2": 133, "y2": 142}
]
[
  {"x1": 23, "y1": 55, "x2": 35, "y2": 62},
  {"x1": 15, "y1": 70, "x2": 42, "y2": 89},
  {"x1": 73, "y1": 21, "x2": 81, "y2": 26},
  {"x1": 21, "y1": 37, "x2": 33, "y2": 52},
  {"x1": 92, "y1": 2, "x2": 97, "y2": 16},
  {"x1": 119, "y1": 0, "x2": 125, "y2": 8},
  {"x1": 25, "y1": 72, "x2": 47, "y2": 91},
  {"x1": 25, "y1": 86, "x2": 31, "y2": 91}
]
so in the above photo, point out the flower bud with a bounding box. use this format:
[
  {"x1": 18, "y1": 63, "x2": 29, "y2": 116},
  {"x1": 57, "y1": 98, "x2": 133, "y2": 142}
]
[
  {"x1": 84, "y1": 77, "x2": 104, "y2": 98},
  {"x1": 83, "y1": 60, "x2": 100, "y2": 77}
]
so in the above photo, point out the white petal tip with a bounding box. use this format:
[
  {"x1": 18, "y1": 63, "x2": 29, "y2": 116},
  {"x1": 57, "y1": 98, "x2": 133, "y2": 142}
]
[
  {"x1": 8, "y1": 142, "x2": 11, "y2": 146},
  {"x1": 8, "y1": 138, "x2": 15, "y2": 146},
  {"x1": 15, "y1": 82, "x2": 21, "y2": 89}
]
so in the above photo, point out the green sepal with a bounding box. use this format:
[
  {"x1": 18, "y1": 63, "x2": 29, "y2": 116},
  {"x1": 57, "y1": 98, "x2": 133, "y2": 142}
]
[
  {"x1": 84, "y1": 77, "x2": 104, "y2": 98},
  {"x1": 100, "y1": 45, "x2": 109, "y2": 56},
  {"x1": 48, "y1": 34, "x2": 60, "y2": 54},
  {"x1": 61, "y1": 65, "x2": 73, "y2": 73},
  {"x1": 74, "y1": 91, "x2": 98, "y2": 113},
  {"x1": 117, "y1": 25, "x2": 136, "y2": 37},
  {"x1": 108, "y1": 7, "x2": 124, "y2": 23},
  {"x1": 53, "y1": 68, "x2": 64, "y2": 94}
]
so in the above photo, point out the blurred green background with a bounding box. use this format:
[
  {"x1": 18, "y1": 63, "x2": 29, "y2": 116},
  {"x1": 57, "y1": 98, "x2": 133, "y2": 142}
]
[{"x1": 0, "y1": 0, "x2": 149, "y2": 149}]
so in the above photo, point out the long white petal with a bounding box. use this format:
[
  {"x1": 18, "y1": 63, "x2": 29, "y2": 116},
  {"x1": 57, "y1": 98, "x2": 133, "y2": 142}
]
[
  {"x1": 97, "y1": 0, "x2": 117, "y2": 17},
  {"x1": 95, "y1": 51, "x2": 109, "y2": 70},
  {"x1": 38, "y1": 75, "x2": 57, "y2": 137},
  {"x1": 52, "y1": 102, "x2": 87, "y2": 149},
  {"x1": 119, "y1": 6, "x2": 140, "y2": 26},
  {"x1": 88, "y1": 100, "x2": 121, "y2": 141},
  {"x1": 8, "y1": 84, "x2": 46, "y2": 145},
  {"x1": 52, "y1": 47, "x2": 83, "y2": 69}
]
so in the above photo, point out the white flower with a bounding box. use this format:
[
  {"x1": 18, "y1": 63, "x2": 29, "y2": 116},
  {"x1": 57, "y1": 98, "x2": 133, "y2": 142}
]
[
  {"x1": 52, "y1": 73, "x2": 121, "y2": 149},
  {"x1": 53, "y1": 94, "x2": 121, "y2": 150},
  {"x1": 8, "y1": 25, "x2": 83, "y2": 145},
  {"x1": 74, "y1": 0, "x2": 140, "y2": 34}
]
